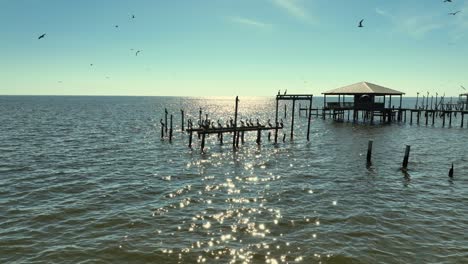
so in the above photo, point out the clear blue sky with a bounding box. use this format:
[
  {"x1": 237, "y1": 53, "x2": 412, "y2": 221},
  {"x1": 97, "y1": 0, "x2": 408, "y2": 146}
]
[{"x1": 1, "y1": 0, "x2": 467, "y2": 96}]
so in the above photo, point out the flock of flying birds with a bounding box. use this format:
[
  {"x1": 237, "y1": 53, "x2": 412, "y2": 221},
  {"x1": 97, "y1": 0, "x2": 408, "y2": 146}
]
[
  {"x1": 37, "y1": 2, "x2": 465, "y2": 90},
  {"x1": 37, "y1": 13, "x2": 141, "y2": 77},
  {"x1": 357, "y1": 0, "x2": 461, "y2": 28}
]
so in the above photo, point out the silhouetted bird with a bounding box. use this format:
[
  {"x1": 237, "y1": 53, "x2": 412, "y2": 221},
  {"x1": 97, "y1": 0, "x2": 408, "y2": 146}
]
[
  {"x1": 38, "y1": 33, "x2": 46, "y2": 40},
  {"x1": 256, "y1": 119, "x2": 261, "y2": 127},
  {"x1": 132, "y1": 15, "x2": 135, "y2": 19},
  {"x1": 278, "y1": 90, "x2": 281, "y2": 95},
  {"x1": 461, "y1": 85, "x2": 466, "y2": 90},
  {"x1": 284, "y1": 89, "x2": 287, "y2": 95},
  {"x1": 449, "y1": 11, "x2": 461, "y2": 15},
  {"x1": 217, "y1": 120, "x2": 223, "y2": 128},
  {"x1": 358, "y1": 19, "x2": 364, "y2": 28},
  {"x1": 249, "y1": 119, "x2": 254, "y2": 127},
  {"x1": 115, "y1": 25, "x2": 119, "y2": 28},
  {"x1": 268, "y1": 119, "x2": 273, "y2": 127},
  {"x1": 160, "y1": 119, "x2": 165, "y2": 127},
  {"x1": 449, "y1": 163, "x2": 454, "y2": 178},
  {"x1": 230, "y1": 118, "x2": 234, "y2": 127},
  {"x1": 444, "y1": 0, "x2": 452, "y2": 2},
  {"x1": 136, "y1": 50, "x2": 141, "y2": 56},
  {"x1": 280, "y1": 119, "x2": 284, "y2": 128},
  {"x1": 240, "y1": 120, "x2": 245, "y2": 127}
]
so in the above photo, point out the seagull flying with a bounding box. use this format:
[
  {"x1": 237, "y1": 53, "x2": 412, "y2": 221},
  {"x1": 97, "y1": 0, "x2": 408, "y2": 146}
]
[
  {"x1": 449, "y1": 11, "x2": 461, "y2": 15},
  {"x1": 38, "y1": 33, "x2": 46, "y2": 40},
  {"x1": 135, "y1": 50, "x2": 141, "y2": 56},
  {"x1": 444, "y1": 0, "x2": 452, "y2": 2},
  {"x1": 461, "y1": 85, "x2": 466, "y2": 90},
  {"x1": 358, "y1": 19, "x2": 364, "y2": 28},
  {"x1": 132, "y1": 15, "x2": 135, "y2": 19}
]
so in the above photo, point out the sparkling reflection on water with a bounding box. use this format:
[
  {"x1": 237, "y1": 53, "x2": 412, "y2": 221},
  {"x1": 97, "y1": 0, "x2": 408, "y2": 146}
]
[{"x1": 0, "y1": 96, "x2": 467, "y2": 263}]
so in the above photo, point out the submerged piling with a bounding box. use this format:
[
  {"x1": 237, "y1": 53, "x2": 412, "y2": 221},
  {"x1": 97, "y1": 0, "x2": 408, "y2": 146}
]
[
  {"x1": 402, "y1": 145, "x2": 411, "y2": 170},
  {"x1": 366, "y1": 140, "x2": 373, "y2": 163},
  {"x1": 169, "y1": 115, "x2": 173, "y2": 142}
]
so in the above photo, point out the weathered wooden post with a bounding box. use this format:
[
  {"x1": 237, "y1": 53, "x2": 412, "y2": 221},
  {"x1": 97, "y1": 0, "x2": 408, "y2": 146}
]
[
  {"x1": 160, "y1": 119, "x2": 165, "y2": 138},
  {"x1": 201, "y1": 133, "x2": 206, "y2": 152},
  {"x1": 432, "y1": 111, "x2": 435, "y2": 125},
  {"x1": 233, "y1": 96, "x2": 239, "y2": 149},
  {"x1": 220, "y1": 133, "x2": 223, "y2": 145},
  {"x1": 402, "y1": 145, "x2": 411, "y2": 170},
  {"x1": 417, "y1": 110, "x2": 420, "y2": 124},
  {"x1": 188, "y1": 131, "x2": 193, "y2": 148},
  {"x1": 236, "y1": 131, "x2": 240, "y2": 148},
  {"x1": 425, "y1": 111, "x2": 428, "y2": 126},
  {"x1": 199, "y1": 108, "x2": 202, "y2": 124},
  {"x1": 165, "y1": 108, "x2": 168, "y2": 133},
  {"x1": 410, "y1": 111, "x2": 413, "y2": 124},
  {"x1": 284, "y1": 104, "x2": 287, "y2": 119},
  {"x1": 442, "y1": 112, "x2": 446, "y2": 127},
  {"x1": 449, "y1": 112, "x2": 452, "y2": 126},
  {"x1": 461, "y1": 112, "x2": 465, "y2": 128},
  {"x1": 256, "y1": 129, "x2": 261, "y2": 145},
  {"x1": 181, "y1": 110, "x2": 185, "y2": 132},
  {"x1": 169, "y1": 115, "x2": 173, "y2": 142},
  {"x1": 241, "y1": 131, "x2": 245, "y2": 144},
  {"x1": 268, "y1": 132, "x2": 271, "y2": 141},
  {"x1": 290, "y1": 99, "x2": 296, "y2": 140},
  {"x1": 275, "y1": 97, "x2": 279, "y2": 144},
  {"x1": 367, "y1": 140, "x2": 373, "y2": 163},
  {"x1": 282, "y1": 133, "x2": 286, "y2": 142},
  {"x1": 307, "y1": 98, "x2": 312, "y2": 141},
  {"x1": 299, "y1": 103, "x2": 302, "y2": 117}
]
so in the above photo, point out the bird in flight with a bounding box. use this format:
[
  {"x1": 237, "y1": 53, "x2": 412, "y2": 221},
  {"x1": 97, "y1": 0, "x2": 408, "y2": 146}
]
[
  {"x1": 358, "y1": 19, "x2": 364, "y2": 28},
  {"x1": 461, "y1": 85, "x2": 466, "y2": 90},
  {"x1": 449, "y1": 11, "x2": 461, "y2": 15},
  {"x1": 444, "y1": 0, "x2": 452, "y2": 2},
  {"x1": 90, "y1": 63, "x2": 93, "y2": 66},
  {"x1": 115, "y1": 25, "x2": 119, "y2": 28},
  {"x1": 132, "y1": 15, "x2": 135, "y2": 19},
  {"x1": 38, "y1": 33, "x2": 46, "y2": 40},
  {"x1": 135, "y1": 50, "x2": 141, "y2": 56}
]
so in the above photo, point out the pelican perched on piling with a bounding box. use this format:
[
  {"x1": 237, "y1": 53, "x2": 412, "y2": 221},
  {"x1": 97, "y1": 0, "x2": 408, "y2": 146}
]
[
  {"x1": 249, "y1": 119, "x2": 254, "y2": 127},
  {"x1": 268, "y1": 119, "x2": 273, "y2": 127},
  {"x1": 256, "y1": 119, "x2": 262, "y2": 127},
  {"x1": 280, "y1": 119, "x2": 284, "y2": 128},
  {"x1": 240, "y1": 120, "x2": 245, "y2": 127},
  {"x1": 160, "y1": 119, "x2": 165, "y2": 127},
  {"x1": 217, "y1": 120, "x2": 222, "y2": 128},
  {"x1": 230, "y1": 118, "x2": 234, "y2": 127},
  {"x1": 449, "y1": 163, "x2": 454, "y2": 178}
]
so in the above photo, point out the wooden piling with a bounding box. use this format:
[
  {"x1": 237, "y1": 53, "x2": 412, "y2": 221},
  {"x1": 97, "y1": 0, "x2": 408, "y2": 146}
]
[
  {"x1": 256, "y1": 129, "x2": 261, "y2": 145},
  {"x1": 165, "y1": 108, "x2": 168, "y2": 133},
  {"x1": 161, "y1": 121, "x2": 164, "y2": 139},
  {"x1": 425, "y1": 111, "x2": 428, "y2": 126},
  {"x1": 410, "y1": 111, "x2": 413, "y2": 124},
  {"x1": 199, "y1": 108, "x2": 202, "y2": 123},
  {"x1": 201, "y1": 133, "x2": 206, "y2": 152},
  {"x1": 169, "y1": 115, "x2": 173, "y2": 142},
  {"x1": 275, "y1": 98, "x2": 279, "y2": 144},
  {"x1": 188, "y1": 131, "x2": 193, "y2": 148},
  {"x1": 443, "y1": 112, "x2": 446, "y2": 127},
  {"x1": 181, "y1": 110, "x2": 185, "y2": 132},
  {"x1": 366, "y1": 140, "x2": 373, "y2": 163},
  {"x1": 461, "y1": 112, "x2": 464, "y2": 128},
  {"x1": 307, "y1": 98, "x2": 312, "y2": 141},
  {"x1": 233, "y1": 96, "x2": 239, "y2": 149},
  {"x1": 268, "y1": 132, "x2": 271, "y2": 141},
  {"x1": 432, "y1": 111, "x2": 435, "y2": 125},
  {"x1": 283, "y1": 133, "x2": 286, "y2": 142},
  {"x1": 284, "y1": 104, "x2": 287, "y2": 119},
  {"x1": 290, "y1": 100, "x2": 296, "y2": 140},
  {"x1": 241, "y1": 131, "x2": 245, "y2": 144},
  {"x1": 220, "y1": 133, "x2": 223, "y2": 145},
  {"x1": 402, "y1": 145, "x2": 411, "y2": 170},
  {"x1": 449, "y1": 112, "x2": 452, "y2": 126}
]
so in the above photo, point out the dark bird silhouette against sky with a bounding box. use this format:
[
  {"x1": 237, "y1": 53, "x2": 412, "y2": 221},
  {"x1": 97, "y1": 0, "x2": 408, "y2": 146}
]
[
  {"x1": 115, "y1": 25, "x2": 119, "y2": 28},
  {"x1": 461, "y1": 85, "x2": 466, "y2": 90},
  {"x1": 444, "y1": 0, "x2": 452, "y2": 2},
  {"x1": 449, "y1": 11, "x2": 461, "y2": 15},
  {"x1": 358, "y1": 19, "x2": 364, "y2": 28},
  {"x1": 135, "y1": 50, "x2": 141, "y2": 56},
  {"x1": 132, "y1": 15, "x2": 135, "y2": 19},
  {"x1": 38, "y1": 33, "x2": 46, "y2": 40}
]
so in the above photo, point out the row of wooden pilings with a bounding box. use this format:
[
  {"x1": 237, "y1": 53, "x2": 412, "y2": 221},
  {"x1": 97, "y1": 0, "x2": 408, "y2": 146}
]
[{"x1": 365, "y1": 140, "x2": 454, "y2": 178}]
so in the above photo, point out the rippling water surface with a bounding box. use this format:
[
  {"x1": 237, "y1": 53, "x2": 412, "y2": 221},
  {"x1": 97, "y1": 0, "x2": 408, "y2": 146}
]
[{"x1": 1, "y1": 96, "x2": 467, "y2": 263}]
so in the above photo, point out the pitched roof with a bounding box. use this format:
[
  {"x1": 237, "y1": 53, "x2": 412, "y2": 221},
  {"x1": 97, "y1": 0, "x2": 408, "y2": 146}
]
[{"x1": 322, "y1": 81, "x2": 405, "y2": 95}]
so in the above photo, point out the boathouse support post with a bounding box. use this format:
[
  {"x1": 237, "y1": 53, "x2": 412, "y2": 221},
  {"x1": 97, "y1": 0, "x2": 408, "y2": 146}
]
[
  {"x1": 443, "y1": 113, "x2": 446, "y2": 127},
  {"x1": 449, "y1": 112, "x2": 452, "y2": 126},
  {"x1": 367, "y1": 140, "x2": 373, "y2": 164},
  {"x1": 284, "y1": 104, "x2": 287, "y2": 119},
  {"x1": 402, "y1": 145, "x2": 411, "y2": 170},
  {"x1": 256, "y1": 129, "x2": 261, "y2": 145},
  {"x1": 461, "y1": 112, "x2": 465, "y2": 128},
  {"x1": 188, "y1": 131, "x2": 193, "y2": 148}
]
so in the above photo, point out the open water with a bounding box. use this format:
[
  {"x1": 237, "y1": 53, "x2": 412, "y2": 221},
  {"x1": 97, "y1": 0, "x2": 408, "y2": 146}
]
[{"x1": 1, "y1": 96, "x2": 467, "y2": 263}]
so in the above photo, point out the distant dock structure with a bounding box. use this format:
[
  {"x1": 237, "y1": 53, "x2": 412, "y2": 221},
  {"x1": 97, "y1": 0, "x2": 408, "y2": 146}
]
[{"x1": 321, "y1": 81, "x2": 404, "y2": 123}]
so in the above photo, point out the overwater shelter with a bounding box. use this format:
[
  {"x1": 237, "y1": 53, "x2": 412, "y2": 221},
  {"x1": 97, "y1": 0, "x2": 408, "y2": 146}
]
[{"x1": 322, "y1": 81, "x2": 405, "y2": 110}]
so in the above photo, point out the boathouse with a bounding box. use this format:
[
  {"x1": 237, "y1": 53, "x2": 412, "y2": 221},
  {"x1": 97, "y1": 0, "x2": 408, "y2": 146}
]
[{"x1": 322, "y1": 81, "x2": 405, "y2": 122}]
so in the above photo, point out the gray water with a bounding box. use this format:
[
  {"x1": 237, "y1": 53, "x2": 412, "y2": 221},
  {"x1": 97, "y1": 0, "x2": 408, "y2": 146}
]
[{"x1": 1, "y1": 96, "x2": 467, "y2": 264}]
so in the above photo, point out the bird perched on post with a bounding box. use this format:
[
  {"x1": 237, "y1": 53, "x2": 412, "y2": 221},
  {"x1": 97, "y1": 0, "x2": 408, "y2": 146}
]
[
  {"x1": 256, "y1": 119, "x2": 262, "y2": 127},
  {"x1": 280, "y1": 119, "x2": 284, "y2": 128},
  {"x1": 160, "y1": 119, "x2": 165, "y2": 127},
  {"x1": 268, "y1": 119, "x2": 273, "y2": 127}
]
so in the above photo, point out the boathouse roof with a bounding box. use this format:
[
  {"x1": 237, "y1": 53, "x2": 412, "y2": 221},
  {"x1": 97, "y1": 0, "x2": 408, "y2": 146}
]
[
  {"x1": 322, "y1": 82, "x2": 405, "y2": 95},
  {"x1": 460, "y1": 93, "x2": 468, "y2": 96}
]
